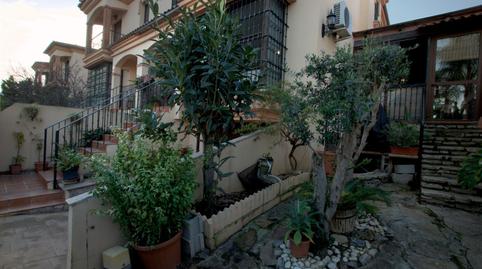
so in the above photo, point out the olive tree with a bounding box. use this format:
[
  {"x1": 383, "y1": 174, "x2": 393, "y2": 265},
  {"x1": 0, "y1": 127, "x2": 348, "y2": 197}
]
[
  {"x1": 145, "y1": 0, "x2": 259, "y2": 203},
  {"x1": 294, "y1": 41, "x2": 409, "y2": 238}
]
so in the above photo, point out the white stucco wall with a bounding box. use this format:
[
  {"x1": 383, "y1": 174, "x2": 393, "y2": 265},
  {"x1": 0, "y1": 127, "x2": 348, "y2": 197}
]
[
  {"x1": 0, "y1": 103, "x2": 82, "y2": 172},
  {"x1": 285, "y1": 0, "x2": 378, "y2": 79}
]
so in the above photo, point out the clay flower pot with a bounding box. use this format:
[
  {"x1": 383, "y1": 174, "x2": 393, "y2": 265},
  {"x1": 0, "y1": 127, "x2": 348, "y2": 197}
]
[
  {"x1": 9, "y1": 164, "x2": 22, "y2": 175},
  {"x1": 35, "y1": 161, "x2": 48, "y2": 172},
  {"x1": 390, "y1": 146, "x2": 419, "y2": 156},
  {"x1": 289, "y1": 238, "x2": 311, "y2": 258},
  {"x1": 132, "y1": 232, "x2": 182, "y2": 269}
]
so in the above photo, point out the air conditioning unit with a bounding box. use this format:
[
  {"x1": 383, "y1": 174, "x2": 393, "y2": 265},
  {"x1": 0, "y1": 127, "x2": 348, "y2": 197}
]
[{"x1": 332, "y1": 1, "x2": 352, "y2": 38}]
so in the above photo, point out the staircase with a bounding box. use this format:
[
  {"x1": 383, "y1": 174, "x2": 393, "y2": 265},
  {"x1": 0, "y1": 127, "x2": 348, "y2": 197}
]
[
  {"x1": 421, "y1": 122, "x2": 482, "y2": 212},
  {"x1": 41, "y1": 81, "x2": 165, "y2": 188}
]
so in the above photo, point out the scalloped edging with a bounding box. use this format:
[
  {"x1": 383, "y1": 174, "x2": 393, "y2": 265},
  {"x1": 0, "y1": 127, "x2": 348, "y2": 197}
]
[{"x1": 200, "y1": 172, "x2": 310, "y2": 249}]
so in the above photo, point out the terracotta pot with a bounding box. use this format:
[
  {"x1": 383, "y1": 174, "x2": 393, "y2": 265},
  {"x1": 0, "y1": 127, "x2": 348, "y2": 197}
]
[
  {"x1": 289, "y1": 238, "x2": 310, "y2": 258},
  {"x1": 34, "y1": 161, "x2": 48, "y2": 172},
  {"x1": 133, "y1": 232, "x2": 182, "y2": 269},
  {"x1": 331, "y1": 203, "x2": 357, "y2": 234},
  {"x1": 390, "y1": 146, "x2": 419, "y2": 156},
  {"x1": 9, "y1": 164, "x2": 22, "y2": 175}
]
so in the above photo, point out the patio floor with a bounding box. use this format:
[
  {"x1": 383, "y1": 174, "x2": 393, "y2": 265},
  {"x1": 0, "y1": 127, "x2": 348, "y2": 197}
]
[
  {"x1": 0, "y1": 211, "x2": 68, "y2": 269},
  {"x1": 0, "y1": 172, "x2": 65, "y2": 215}
]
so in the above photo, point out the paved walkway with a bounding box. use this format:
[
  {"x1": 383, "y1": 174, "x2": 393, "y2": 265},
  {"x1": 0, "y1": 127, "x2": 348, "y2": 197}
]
[
  {"x1": 365, "y1": 184, "x2": 482, "y2": 269},
  {"x1": 0, "y1": 212, "x2": 68, "y2": 269}
]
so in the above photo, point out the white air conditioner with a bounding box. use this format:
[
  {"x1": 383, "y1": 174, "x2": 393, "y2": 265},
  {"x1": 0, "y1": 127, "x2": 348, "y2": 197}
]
[{"x1": 332, "y1": 1, "x2": 352, "y2": 38}]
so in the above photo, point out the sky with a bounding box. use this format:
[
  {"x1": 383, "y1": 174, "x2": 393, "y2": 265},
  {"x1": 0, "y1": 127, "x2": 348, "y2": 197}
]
[
  {"x1": 387, "y1": 0, "x2": 482, "y2": 24},
  {"x1": 1, "y1": 0, "x2": 482, "y2": 83}
]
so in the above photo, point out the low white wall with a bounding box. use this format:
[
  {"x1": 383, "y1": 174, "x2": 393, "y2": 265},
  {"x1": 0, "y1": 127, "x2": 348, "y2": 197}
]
[
  {"x1": 67, "y1": 193, "x2": 125, "y2": 269},
  {"x1": 0, "y1": 103, "x2": 82, "y2": 172},
  {"x1": 216, "y1": 129, "x2": 312, "y2": 193}
]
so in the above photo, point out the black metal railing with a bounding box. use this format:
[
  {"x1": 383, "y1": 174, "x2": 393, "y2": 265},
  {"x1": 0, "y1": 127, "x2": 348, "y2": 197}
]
[
  {"x1": 42, "y1": 84, "x2": 135, "y2": 171},
  {"x1": 384, "y1": 84, "x2": 426, "y2": 123},
  {"x1": 43, "y1": 81, "x2": 165, "y2": 188}
]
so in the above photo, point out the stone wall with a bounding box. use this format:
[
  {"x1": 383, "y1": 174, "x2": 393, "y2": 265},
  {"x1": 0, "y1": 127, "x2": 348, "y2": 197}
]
[{"x1": 421, "y1": 123, "x2": 482, "y2": 212}]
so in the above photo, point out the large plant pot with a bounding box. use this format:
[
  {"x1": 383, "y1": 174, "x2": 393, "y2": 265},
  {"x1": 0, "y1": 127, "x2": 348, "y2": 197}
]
[
  {"x1": 390, "y1": 146, "x2": 419, "y2": 156},
  {"x1": 331, "y1": 203, "x2": 357, "y2": 234},
  {"x1": 133, "y1": 232, "x2": 182, "y2": 269},
  {"x1": 9, "y1": 164, "x2": 22, "y2": 175},
  {"x1": 289, "y1": 238, "x2": 310, "y2": 258},
  {"x1": 62, "y1": 166, "x2": 80, "y2": 183}
]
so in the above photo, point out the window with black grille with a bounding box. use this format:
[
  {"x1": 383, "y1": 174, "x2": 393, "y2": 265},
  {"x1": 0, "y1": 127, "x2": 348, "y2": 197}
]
[
  {"x1": 86, "y1": 63, "x2": 112, "y2": 107},
  {"x1": 227, "y1": 0, "x2": 287, "y2": 86}
]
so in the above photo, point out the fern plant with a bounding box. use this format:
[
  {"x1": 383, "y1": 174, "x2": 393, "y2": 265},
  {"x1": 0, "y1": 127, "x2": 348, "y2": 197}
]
[{"x1": 341, "y1": 180, "x2": 391, "y2": 214}]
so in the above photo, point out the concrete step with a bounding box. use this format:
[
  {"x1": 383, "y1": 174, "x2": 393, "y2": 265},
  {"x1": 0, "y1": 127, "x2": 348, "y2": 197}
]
[
  {"x1": 0, "y1": 189, "x2": 65, "y2": 216},
  {"x1": 92, "y1": 140, "x2": 117, "y2": 151}
]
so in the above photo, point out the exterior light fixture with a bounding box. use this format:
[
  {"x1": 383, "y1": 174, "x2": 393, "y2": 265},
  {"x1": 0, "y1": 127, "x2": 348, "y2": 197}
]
[{"x1": 322, "y1": 10, "x2": 337, "y2": 38}]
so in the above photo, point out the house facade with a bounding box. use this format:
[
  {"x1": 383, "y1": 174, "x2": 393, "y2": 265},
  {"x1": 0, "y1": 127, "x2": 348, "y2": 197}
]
[
  {"x1": 77, "y1": 0, "x2": 389, "y2": 106},
  {"x1": 354, "y1": 5, "x2": 482, "y2": 212},
  {"x1": 32, "y1": 41, "x2": 88, "y2": 89}
]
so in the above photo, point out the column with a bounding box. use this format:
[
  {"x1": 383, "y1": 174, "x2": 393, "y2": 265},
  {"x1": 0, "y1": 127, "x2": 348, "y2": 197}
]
[
  {"x1": 86, "y1": 22, "x2": 93, "y2": 53},
  {"x1": 102, "y1": 6, "x2": 112, "y2": 49}
]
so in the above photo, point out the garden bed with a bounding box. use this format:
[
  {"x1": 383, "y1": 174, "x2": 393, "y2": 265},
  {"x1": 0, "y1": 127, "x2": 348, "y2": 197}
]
[{"x1": 199, "y1": 172, "x2": 310, "y2": 249}]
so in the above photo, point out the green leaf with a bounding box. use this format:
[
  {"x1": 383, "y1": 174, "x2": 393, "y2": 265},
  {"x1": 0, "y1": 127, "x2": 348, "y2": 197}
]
[{"x1": 293, "y1": 230, "x2": 302, "y2": 245}]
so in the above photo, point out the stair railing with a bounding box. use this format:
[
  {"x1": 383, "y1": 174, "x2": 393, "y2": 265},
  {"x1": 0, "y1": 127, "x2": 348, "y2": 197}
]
[
  {"x1": 42, "y1": 84, "x2": 133, "y2": 171},
  {"x1": 46, "y1": 80, "x2": 164, "y2": 189}
]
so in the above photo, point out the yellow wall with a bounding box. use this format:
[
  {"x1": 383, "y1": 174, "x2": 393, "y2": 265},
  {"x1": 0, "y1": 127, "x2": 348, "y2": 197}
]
[{"x1": 0, "y1": 103, "x2": 82, "y2": 172}]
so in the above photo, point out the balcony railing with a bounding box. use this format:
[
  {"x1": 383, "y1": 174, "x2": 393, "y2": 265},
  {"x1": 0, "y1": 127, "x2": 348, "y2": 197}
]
[{"x1": 384, "y1": 84, "x2": 426, "y2": 123}]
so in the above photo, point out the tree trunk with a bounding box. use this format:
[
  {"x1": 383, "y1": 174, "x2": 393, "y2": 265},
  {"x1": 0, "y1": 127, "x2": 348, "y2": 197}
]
[
  {"x1": 203, "y1": 143, "x2": 216, "y2": 204},
  {"x1": 289, "y1": 146, "x2": 298, "y2": 171},
  {"x1": 312, "y1": 151, "x2": 330, "y2": 242}
]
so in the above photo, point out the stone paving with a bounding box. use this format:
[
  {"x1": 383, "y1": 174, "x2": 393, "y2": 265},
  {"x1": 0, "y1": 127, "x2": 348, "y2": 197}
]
[
  {"x1": 0, "y1": 212, "x2": 68, "y2": 269},
  {"x1": 191, "y1": 183, "x2": 482, "y2": 269}
]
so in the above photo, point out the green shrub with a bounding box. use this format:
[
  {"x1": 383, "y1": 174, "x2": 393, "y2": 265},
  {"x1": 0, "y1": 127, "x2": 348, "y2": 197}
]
[
  {"x1": 91, "y1": 131, "x2": 197, "y2": 246},
  {"x1": 82, "y1": 128, "x2": 110, "y2": 147},
  {"x1": 57, "y1": 147, "x2": 83, "y2": 171},
  {"x1": 387, "y1": 122, "x2": 419, "y2": 147},
  {"x1": 458, "y1": 149, "x2": 482, "y2": 189}
]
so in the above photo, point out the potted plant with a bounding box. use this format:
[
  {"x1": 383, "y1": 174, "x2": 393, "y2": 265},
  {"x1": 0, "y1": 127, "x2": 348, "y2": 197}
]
[
  {"x1": 33, "y1": 136, "x2": 48, "y2": 172},
  {"x1": 331, "y1": 180, "x2": 390, "y2": 234},
  {"x1": 90, "y1": 131, "x2": 196, "y2": 269},
  {"x1": 284, "y1": 200, "x2": 318, "y2": 258},
  {"x1": 57, "y1": 147, "x2": 83, "y2": 183},
  {"x1": 10, "y1": 132, "x2": 25, "y2": 175},
  {"x1": 387, "y1": 122, "x2": 419, "y2": 156}
]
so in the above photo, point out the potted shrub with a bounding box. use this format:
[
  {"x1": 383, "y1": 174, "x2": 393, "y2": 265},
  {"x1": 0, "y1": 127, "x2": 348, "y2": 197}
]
[
  {"x1": 33, "y1": 136, "x2": 48, "y2": 172},
  {"x1": 331, "y1": 180, "x2": 390, "y2": 234},
  {"x1": 90, "y1": 132, "x2": 196, "y2": 269},
  {"x1": 387, "y1": 122, "x2": 419, "y2": 156},
  {"x1": 57, "y1": 147, "x2": 83, "y2": 183},
  {"x1": 10, "y1": 132, "x2": 25, "y2": 175},
  {"x1": 284, "y1": 200, "x2": 318, "y2": 258}
]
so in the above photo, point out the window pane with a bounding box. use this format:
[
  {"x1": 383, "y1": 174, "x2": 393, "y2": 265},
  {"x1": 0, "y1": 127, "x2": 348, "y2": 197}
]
[
  {"x1": 435, "y1": 33, "x2": 479, "y2": 82},
  {"x1": 432, "y1": 84, "x2": 477, "y2": 120}
]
